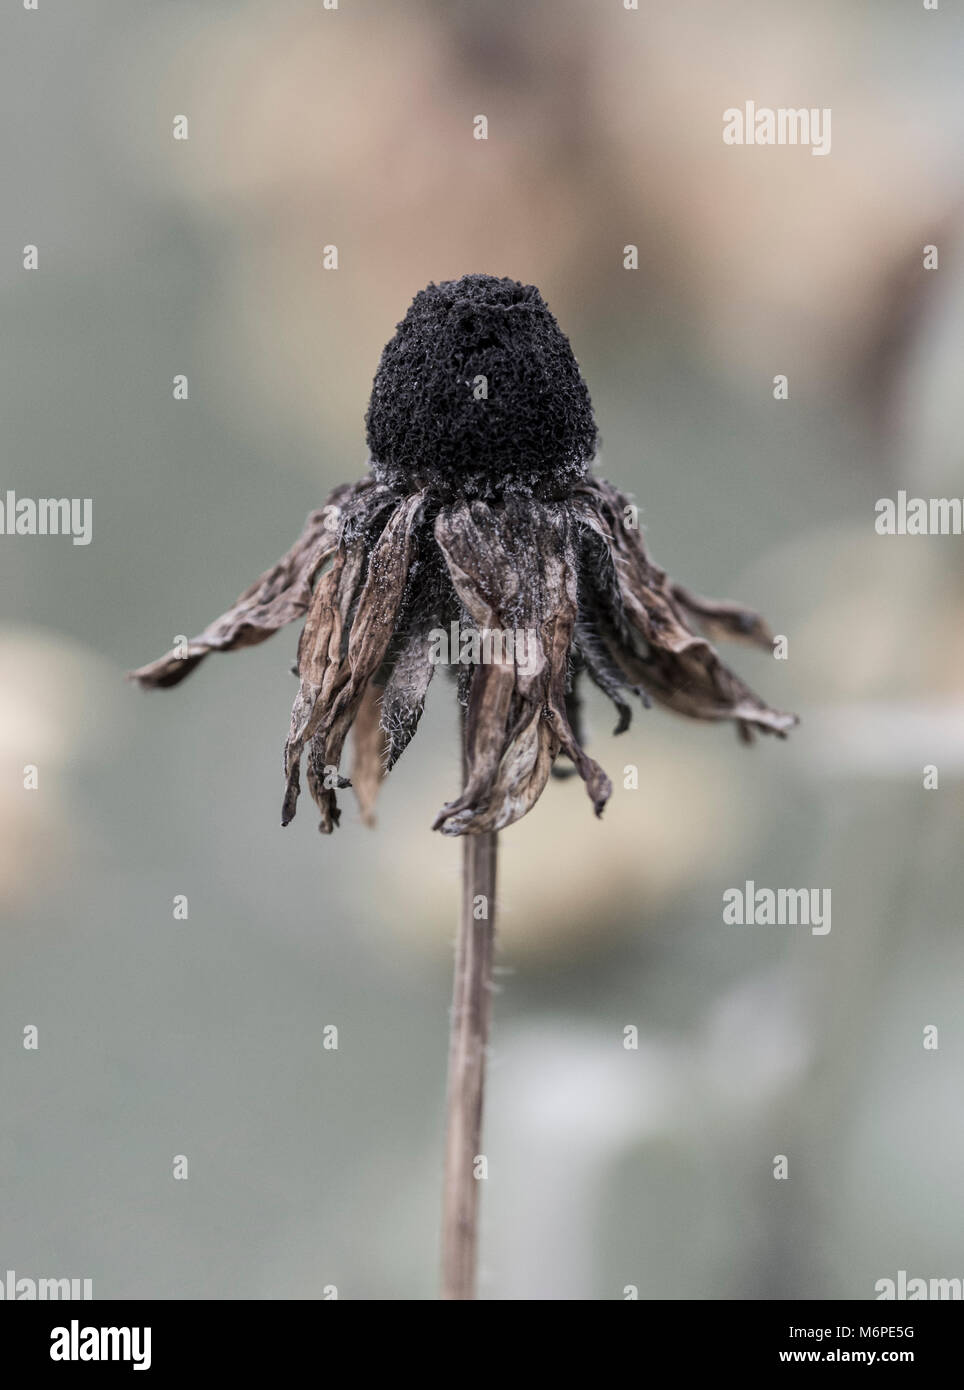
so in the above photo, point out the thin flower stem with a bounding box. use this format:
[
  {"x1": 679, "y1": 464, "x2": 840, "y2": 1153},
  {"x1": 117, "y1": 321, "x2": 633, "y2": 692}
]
[{"x1": 440, "y1": 825, "x2": 498, "y2": 1300}]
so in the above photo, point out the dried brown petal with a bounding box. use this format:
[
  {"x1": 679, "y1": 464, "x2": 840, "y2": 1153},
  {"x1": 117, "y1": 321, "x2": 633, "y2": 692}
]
[
  {"x1": 432, "y1": 498, "x2": 610, "y2": 835},
  {"x1": 128, "y1": 484, "x2": 361, "y2": 688},
  {"x1": 283, "y1": 490, "x2": 426, "y2": 833},
  {"x1": 573, "y1": 479, "x2": 797, "y2": 737},
  {"x1": 380, "y1": 627, "x2": 438, "y2": 771},
  {"x1": 667, "y1": 581, "x2": 773, "y2": 649},
  {"x1": 350, "y1": 680, "x2": 388, "y2": 827}
]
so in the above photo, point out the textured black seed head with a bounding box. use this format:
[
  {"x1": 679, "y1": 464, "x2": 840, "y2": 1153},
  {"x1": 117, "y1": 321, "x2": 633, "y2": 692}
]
[{"x1": 365, "y1": 274, "x2": 598, "y2": 501}]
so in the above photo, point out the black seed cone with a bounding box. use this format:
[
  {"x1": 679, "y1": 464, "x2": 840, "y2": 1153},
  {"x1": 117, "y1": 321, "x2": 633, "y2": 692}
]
[{"x1": 365, "y1": 274, "x2": 598, "y2": 501}]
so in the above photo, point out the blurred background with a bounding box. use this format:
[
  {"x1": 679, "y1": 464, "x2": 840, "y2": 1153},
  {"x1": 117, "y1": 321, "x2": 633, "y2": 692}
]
[{"x1": 2, "y1": 0, "x2": 963, "y2": 1300}]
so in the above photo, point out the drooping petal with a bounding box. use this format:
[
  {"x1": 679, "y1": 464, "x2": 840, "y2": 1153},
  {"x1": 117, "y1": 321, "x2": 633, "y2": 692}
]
[
  {"x1": 667, "y1": 581, "x2": 773, "y2": 649},
  {"x1": 380, "y1": 626, "x2": 438, "y2": 771},
  {"x1": 551, "y1": 662, "x2": 587, "y2": 779},
  {"x1": 280, "y1": 545, "x2": 367, "y2": 827},
  {"x1": 283, "y1": 490, "x2": 427, "y2": 832},
  {"x1": 572, "y1": 479, "x2": 797, "y2": 737},
  {"x1": 540, "y1": 549, "x2": 612, "y2": 812},
  {"x1": 432, "y1": 497, "x2": 610, "y2": 835},
  {"x1": 129, "y1": 482, "x2": 365, "y2": 688},
  {"x1": 572, "y1": 620, "x2": 639, "y2": 733},
  {"x1": 349, "y1": 673, "x2": 388, "y2": 829}
]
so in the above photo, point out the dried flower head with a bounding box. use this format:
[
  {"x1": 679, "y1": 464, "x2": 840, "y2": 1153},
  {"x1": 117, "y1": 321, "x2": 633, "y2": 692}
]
[{"x1": 131, "y1": 274, "x2": 797, "y2": 836}]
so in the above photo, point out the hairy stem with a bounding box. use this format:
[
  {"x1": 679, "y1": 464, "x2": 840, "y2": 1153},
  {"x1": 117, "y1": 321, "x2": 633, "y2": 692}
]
[{"x1": 440, "y1": 827, "x2": 498, "y2": 1300}]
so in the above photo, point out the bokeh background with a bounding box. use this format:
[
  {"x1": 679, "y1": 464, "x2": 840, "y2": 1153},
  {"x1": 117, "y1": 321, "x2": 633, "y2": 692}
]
[{"x1": 2, "y1": 0, "x2": 964, "y2": 1300}]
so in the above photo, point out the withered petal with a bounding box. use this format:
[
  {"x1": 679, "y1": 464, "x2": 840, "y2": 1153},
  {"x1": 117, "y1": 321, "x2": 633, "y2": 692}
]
[
  {"x1": 129, "y1": 483, "x2": 362, "y2": 688},
  {"x1": 435, "y1": 702, "x2": 558, "y2": 836},
  {"x1": 572, "y1": 480, "x2": 797, "y2": 738},
  {"x1": 433, "y1": 499, "x2": 610, "y2": 834},
  {"x1": 380, "y1": 626, "x2": 438, "y2": 771},
  {"x1": 280, "y1": 546, "x2": 367, "y2": 827},
  {"x1": 668, "y1": 581, "x2": 773, "y2": 650},
  {"x1": 573, "y1": 621, "x2": 638, "y2": 733},
  {"x1": 283, "y1": 490, "x2": 426, "y2": 833},
  {"x1": 552, "y1": 666, "x2": 588, "y2": 778},
  {"x1": 349, "y1": 680, "x2": 388, "y2": 826}
]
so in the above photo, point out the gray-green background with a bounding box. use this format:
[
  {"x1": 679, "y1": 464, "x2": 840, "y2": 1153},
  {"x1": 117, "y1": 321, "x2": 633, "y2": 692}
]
[{"x1": 2, "y1": 0, "x2": 963, "y2": 1299}]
